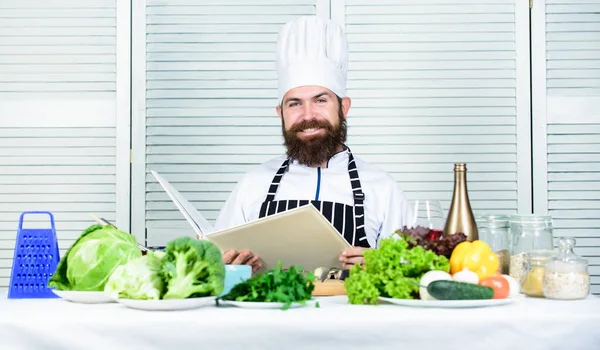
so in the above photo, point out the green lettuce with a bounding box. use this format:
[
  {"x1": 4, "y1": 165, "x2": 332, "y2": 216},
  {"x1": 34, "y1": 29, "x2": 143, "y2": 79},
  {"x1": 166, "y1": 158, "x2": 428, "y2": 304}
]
[
  {"x1": 104, "y1": 251, "x2": 165, "y2": 300},
  {"x1": 48, "y1": 224, "x2": 142, "y2": 291},
  {"x1": 345, "y1": 234, "x2": 450, "y2": 305}
]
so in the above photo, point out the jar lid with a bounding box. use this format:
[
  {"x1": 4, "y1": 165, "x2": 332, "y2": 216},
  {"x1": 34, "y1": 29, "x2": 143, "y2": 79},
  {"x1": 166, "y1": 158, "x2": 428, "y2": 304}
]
[
  {"x1": 509, "y1": 214, "x2": 553, "y2": 226},
  {"x1": 526, "y1": 249, "x2": 556, "y2": 258},
  {"x1": 476, "y1": 214, "x2": 509, "y2": 228},
  {"x1": 546, "y1": 237, "x2": 588, "y2": 273}
]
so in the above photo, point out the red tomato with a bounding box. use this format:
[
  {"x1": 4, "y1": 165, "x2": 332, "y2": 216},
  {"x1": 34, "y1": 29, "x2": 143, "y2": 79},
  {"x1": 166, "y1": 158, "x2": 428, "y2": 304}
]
[{"x1": 479, "y1": 276, "x2": 510, "y2": 299}]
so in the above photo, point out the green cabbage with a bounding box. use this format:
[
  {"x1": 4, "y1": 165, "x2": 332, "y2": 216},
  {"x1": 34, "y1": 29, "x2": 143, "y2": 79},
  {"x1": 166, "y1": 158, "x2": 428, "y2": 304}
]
[
  {"x1": 104, "y1": 251, "x2": 165, "y2": 300},
  {"x1": 48, "y1": 224, "x2": 142, "y2": 291}
]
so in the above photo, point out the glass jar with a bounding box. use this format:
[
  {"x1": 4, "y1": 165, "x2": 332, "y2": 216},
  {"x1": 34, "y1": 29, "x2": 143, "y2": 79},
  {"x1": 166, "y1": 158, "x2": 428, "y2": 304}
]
[
  {"x1": 509, "y1": 215, "x2": 554, "y2": 282},
  {"x1": 476, "y1": 214, "x2": 510, "y2": 274},
  {"x1": 543, "y1": 237, "x2": 590, "y2": 300},
  {"x1": 521, "y1": 252, "x2": 553, "y2": 297}
]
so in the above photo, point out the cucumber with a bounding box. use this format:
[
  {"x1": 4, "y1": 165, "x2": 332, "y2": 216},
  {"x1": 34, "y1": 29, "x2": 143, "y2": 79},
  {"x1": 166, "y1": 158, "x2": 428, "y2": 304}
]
[{"x1": 427, "y1": 280, "x2": 494, "y2": 300}]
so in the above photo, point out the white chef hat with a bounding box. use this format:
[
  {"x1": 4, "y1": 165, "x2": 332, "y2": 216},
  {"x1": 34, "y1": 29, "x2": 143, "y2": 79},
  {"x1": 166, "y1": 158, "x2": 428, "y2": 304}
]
[{"x1": 276, "y1": 16, "x2": 349, "y2": 103}]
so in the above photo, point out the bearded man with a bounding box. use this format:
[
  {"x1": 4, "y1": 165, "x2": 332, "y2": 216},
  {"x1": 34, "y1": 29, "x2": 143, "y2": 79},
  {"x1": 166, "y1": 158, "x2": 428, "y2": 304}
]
[{"x1": 214, "y1": 16, "x2": 412, "y2": 272}]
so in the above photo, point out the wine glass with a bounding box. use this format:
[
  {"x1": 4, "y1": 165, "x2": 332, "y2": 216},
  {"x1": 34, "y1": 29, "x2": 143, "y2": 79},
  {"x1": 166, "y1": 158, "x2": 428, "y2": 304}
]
[{"x1": 409, "y1": 200, "x2": 445, "y2": 231}]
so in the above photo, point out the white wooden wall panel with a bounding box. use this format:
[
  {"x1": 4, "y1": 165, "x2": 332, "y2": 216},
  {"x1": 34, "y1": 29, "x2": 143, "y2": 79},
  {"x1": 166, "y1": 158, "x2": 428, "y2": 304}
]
[
  {"x1": 336, "y1": 0, "x2": 532, "y2": 216},
  {"x1": 133, "y1": 0, "x2": 532, "y2": 246},
  {"x1": 132, "y1": 0, "x2": 322, "y2": 246},
  {"x1": 532, "y1": 0, "x2": 600, "y2": 294},
  {"x1": 0, "y1": 0, "x2": 129, "y2": 289}
]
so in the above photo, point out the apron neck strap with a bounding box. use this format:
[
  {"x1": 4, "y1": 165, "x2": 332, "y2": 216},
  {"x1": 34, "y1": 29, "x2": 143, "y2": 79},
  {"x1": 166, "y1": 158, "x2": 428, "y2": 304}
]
[
  {"x1": 264, "y1": 147, "x2": 365, "y2": 204},
  {"x1": 347, "y1": 150, "x2": 365, "y2": 203}
]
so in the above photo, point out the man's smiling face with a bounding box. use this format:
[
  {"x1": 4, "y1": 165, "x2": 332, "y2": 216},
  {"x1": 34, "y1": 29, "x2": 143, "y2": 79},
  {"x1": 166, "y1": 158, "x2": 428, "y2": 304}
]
[{"x1": 276, "y1": 85, "x2": 351, "y2": 167}]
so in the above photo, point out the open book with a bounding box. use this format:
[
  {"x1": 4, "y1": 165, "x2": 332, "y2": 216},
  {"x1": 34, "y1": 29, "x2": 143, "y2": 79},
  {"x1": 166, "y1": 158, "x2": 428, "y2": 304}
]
[{"x1": 151, "y1": 170, "x2": 351, "y2": 273}]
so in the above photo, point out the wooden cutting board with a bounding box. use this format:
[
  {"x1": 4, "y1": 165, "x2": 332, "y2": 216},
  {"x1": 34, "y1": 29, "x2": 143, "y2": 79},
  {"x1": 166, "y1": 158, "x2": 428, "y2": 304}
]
[{"x1": 312, "y1": 279, "x2": 347, "y2": 296}]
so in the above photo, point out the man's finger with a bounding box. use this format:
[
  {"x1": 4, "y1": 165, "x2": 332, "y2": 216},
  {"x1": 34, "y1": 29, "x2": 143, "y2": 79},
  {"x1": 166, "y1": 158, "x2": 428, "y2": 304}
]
[
  {"x1": 251, "y1": 260, "x2": 262, "y2": 273},
  {"x1": 247, "y1": 255, "x2": 260, "y2": 266},
  {"x1": 341, "y1": 262, "x2": 364, "y2": 270},
  {"x1": 231, "y1": 250, "x2": 251, "y2": 265},
  {"x1": 341, "y1": 258, "x2": 365, "y2": 270},
  {"x1": 342, "y1": 247, "x2": 367, "y2": 258},
  {"x1": 340, "y1": 256, "x2": 364, "y2": 265},
  {"x1": 222, "y1": 250, "x2": 237, "y2": 264},
  {"x1": 244, "y1": 255, "x2": 262, "y2": 273}
]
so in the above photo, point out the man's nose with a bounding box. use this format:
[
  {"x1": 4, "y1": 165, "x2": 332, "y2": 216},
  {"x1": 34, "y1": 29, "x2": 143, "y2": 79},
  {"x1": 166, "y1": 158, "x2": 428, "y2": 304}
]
[{"x1": 301, "y1": 101, "x2": 317, "y2": 119}]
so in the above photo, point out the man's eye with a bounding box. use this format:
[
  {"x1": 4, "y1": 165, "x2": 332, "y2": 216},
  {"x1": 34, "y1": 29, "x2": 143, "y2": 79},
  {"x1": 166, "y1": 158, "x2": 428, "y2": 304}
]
[
  {"x1": 316, "y1": 99, "x2": 326, "y2": 103},
  {"x1": 289, "y1": 102, "x2": 299, "y2": 107}
]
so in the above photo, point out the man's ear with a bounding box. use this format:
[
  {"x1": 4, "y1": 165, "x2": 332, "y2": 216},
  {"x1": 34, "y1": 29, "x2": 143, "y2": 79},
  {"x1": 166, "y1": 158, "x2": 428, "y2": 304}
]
[
  {"x1": 276, "y1": 104, "x2": 283, "y2": 121},
  {"x1": 341, "y1": 97, "x2": 352, "y2": 120}
]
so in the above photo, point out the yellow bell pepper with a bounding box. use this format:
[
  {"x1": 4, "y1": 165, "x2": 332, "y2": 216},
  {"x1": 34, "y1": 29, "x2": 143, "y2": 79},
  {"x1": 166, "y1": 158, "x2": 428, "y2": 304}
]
[{"x1": 449, "y1": 240, "x2": 499, "y2": 280}]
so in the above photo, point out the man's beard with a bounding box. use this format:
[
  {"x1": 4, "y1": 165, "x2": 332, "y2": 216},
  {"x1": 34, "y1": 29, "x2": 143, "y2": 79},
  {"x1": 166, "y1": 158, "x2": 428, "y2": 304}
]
[{"x1": 282, "y1": 109, "x2": 347, "y2": 167}]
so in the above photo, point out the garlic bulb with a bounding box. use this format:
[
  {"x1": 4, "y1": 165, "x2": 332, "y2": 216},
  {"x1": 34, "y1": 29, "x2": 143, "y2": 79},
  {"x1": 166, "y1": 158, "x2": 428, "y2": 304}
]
[
  {"x1": 452, "y1": 268, "x2": 479, "y2": 284},
  {"x1": 502, "y1": 274, "x2": 521, "y2": 297},
  {"x1": 419, "y1": 270, "x2": 453, "y2": 300}
]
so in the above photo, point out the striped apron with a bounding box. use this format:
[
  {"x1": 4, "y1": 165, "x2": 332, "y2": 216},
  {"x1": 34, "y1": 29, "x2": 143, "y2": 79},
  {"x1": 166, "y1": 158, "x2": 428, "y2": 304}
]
[{"x1": 258, "y1": 150, "x2": 370, "y2": 248}]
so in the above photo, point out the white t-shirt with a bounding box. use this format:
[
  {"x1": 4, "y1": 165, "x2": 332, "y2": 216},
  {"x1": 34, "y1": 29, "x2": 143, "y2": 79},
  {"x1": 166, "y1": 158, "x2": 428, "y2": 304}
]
[{"x1": 214, "y1": 148, "x2": 413, "y2": 248}]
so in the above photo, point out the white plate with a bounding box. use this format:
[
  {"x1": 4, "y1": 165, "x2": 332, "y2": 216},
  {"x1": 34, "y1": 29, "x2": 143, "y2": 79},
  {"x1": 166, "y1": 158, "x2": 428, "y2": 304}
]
[
  {"x1": 116, "y1": 296, "x2": 217, "y2": 311},
  {"x1": 52, "y1": 290, "x2": 115, "y2": 304},
  {"x1": 379, "y1": 296, "x2": 521, "y2": 308},
  {"x1": 218, "y1": 299, "x2": 317, "y2": 309}
]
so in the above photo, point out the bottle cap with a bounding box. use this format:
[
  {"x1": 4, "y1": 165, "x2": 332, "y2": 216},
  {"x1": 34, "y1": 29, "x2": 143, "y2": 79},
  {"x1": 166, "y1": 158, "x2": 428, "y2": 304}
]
[{"x1": 454, "y1": 163, "x2": 467, "y2": 171}]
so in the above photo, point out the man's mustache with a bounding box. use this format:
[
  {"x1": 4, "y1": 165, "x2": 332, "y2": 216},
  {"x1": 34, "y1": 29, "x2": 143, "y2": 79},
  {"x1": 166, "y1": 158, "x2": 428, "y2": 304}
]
[{"x1": 289, "y1": 119, "x2": 333, "y2": 133}]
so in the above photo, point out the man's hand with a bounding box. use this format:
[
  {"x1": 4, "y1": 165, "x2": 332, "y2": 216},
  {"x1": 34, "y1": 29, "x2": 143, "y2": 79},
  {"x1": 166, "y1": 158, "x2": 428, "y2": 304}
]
[
  {"x1": 339, "y1": 247, "x2": 370, "y2": 270},
  {"x1": 222, "y1": 249, "x2": 262, "y2": 273}
]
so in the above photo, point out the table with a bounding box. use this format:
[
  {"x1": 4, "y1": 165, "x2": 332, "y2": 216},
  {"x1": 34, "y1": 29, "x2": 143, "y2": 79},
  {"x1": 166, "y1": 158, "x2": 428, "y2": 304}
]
[{"x1": 1, "y1": 295, "x2": 599, "y2": 350}]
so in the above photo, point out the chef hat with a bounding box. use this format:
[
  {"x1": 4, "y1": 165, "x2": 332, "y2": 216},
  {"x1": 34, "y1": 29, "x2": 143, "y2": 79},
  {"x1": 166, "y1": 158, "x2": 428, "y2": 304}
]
[{"x1": 276, "y1": 16, "x2": 349, "y2": 103}]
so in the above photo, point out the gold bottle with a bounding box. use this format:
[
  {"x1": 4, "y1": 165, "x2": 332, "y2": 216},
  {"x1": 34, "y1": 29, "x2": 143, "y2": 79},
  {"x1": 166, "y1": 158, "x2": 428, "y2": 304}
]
[{"x1": 443, "y1": 163, "x2": 479, "y2": 241}]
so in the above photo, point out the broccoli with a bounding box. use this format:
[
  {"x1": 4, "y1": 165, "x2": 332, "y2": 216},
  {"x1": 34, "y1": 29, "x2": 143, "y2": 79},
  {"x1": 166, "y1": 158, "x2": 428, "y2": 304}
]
[{"x1": 159, "y1": 237, "x2": 226, "y2": 299}]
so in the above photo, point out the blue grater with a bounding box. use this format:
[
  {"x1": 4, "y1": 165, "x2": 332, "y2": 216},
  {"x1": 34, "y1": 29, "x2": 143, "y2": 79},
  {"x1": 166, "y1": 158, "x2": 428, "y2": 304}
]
[{"x1": 8, "y1": 211, "x2": 60, "y2": 299}]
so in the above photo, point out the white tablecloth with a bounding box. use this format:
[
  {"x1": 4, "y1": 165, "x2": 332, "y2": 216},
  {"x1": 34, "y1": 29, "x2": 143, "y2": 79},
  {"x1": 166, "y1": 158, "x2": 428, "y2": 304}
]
[{"x1": 1, "y1": 295, "x2": 599, "y2": 350}]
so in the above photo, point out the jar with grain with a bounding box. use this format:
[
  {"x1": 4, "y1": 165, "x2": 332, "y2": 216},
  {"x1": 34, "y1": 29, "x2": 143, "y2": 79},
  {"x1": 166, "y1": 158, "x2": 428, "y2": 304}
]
[
  {"x1": 521, "y1": 253, "x2": 553, "y2": 297},
  {"x1": 509, "y1": 215, "x2": 554, "y2": 283},
  {"x1": 476, "y1": 214, "x2": 510, "y2": 274},
  {"x1": 543, "y1": 237, "x2": 590, "y2": 300}
]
